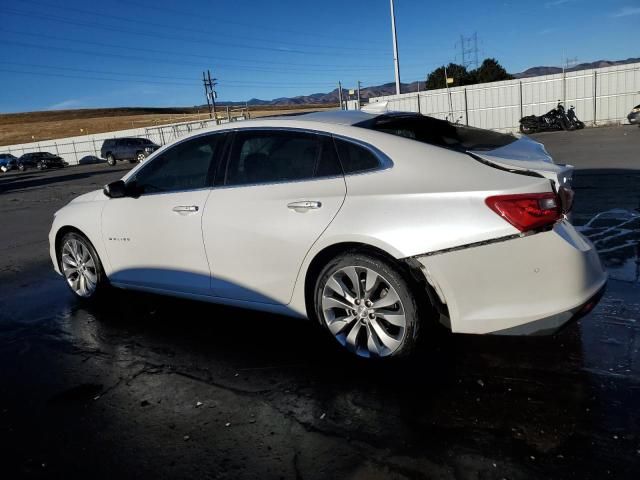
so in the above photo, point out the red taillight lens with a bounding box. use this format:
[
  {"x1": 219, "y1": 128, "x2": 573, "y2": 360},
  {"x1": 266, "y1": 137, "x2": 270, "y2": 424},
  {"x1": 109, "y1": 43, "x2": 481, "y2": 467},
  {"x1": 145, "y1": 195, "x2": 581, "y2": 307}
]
[{"x1": 485, "y1": 192, "x2": 562, "y2": 232}]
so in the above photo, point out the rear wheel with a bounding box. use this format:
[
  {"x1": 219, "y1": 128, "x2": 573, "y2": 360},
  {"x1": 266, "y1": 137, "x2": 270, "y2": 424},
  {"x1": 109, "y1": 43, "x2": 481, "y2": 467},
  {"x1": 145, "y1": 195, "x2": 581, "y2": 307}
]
[
  {"x1": 314, "y1": 252, "x2": 421, "y2": 359},
  {"x1": 37, "y1": 161, "x2": 46, "y2": 170},
  {"x1": 18, "y1": 163, "x2": 26, "y2": 172},
  {"x1": 58, "y1": 232, "x2": 106, "y2": 299},
  {"x1": 107, "y1": 154, "x2": 116, "y2": 166}
]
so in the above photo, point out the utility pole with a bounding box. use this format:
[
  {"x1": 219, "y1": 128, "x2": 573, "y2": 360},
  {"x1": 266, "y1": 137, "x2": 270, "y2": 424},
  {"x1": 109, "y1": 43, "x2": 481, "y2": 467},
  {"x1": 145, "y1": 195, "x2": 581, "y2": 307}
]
[
  {"x1": 389, "y1": 0, "x2": 401, "y2": 95},
  {"x1": 202, "y1": 70, "x2": 218, "y2": 121},
  {"x1": 356, "y1": 80, "x2": 362, "y2": 109},
  {"x1": 202, "y1": 71, "x2": 212, "y2": 119},
  {"x1": 338, "y1": 81, "x2": 343, "y2": 110},
  {"x1": 208, "y1": 70, "x2": 217, "y2": 119}
]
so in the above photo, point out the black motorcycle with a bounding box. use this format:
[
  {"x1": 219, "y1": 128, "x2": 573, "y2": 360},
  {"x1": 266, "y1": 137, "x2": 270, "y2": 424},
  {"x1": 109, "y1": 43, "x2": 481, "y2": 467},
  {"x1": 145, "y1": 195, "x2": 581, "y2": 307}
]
[
  {"x1": 567, "y1": 105, "x2": 585, "y2": 129},
  {"x1": 519, "y1": 102, "x2": 573, "y2": 134}
]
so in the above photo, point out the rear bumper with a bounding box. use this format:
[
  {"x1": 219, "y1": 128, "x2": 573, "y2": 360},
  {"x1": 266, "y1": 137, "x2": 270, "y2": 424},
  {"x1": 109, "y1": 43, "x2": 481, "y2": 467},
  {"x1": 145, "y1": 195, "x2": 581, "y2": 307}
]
[{"x1": 414, "y1": 220, "x2": 607, "y2": 335}]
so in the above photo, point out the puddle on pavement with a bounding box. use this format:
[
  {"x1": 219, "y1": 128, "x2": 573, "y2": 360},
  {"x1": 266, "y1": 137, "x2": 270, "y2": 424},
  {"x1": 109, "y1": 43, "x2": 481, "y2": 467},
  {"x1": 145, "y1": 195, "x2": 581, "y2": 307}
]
[{"x1": 575, "y1": 209, "x2": 640, "y2": 283}]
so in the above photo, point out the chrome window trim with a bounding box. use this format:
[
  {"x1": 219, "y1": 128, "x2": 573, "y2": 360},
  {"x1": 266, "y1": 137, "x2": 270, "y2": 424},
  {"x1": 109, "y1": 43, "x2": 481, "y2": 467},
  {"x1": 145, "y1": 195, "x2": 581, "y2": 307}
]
[{"x1": 120, "y1": 125, "x2": 394, "y2": 196}]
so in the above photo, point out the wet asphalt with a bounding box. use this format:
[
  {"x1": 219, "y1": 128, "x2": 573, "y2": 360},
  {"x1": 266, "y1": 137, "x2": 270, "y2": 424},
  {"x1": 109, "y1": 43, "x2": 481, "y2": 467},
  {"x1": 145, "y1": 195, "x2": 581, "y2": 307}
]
[{"x1": 0, "y1": 126, "x2": 639, "y2": 479}]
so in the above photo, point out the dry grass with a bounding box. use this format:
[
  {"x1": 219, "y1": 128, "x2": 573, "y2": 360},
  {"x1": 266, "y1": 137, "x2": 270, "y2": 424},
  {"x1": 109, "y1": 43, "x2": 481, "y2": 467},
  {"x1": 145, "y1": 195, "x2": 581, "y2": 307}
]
[{"x1": 0, "y1": 105, "x2": 337, "y2": 146}]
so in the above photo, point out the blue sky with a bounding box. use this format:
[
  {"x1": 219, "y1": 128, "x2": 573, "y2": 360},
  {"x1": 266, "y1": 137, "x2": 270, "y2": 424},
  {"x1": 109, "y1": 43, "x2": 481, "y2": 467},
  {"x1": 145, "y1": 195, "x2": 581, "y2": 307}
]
[{"x1": 0, "y1": 0, "x2": 638, "y2": 112}]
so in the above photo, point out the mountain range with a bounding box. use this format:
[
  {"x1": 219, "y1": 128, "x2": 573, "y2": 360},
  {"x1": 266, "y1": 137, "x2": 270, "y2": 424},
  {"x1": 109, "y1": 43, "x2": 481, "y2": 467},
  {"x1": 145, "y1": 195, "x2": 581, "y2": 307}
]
[{"x1": 231, "y1": 57, "x2": 640, "y2": 106}]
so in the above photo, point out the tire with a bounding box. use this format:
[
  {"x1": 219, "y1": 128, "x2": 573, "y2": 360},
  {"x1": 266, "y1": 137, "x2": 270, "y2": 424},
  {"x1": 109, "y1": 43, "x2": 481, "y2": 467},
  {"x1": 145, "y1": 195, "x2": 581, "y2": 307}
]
[
  {"x1": 58, "y1": 231, "x2": 107, "y2": 300},
  {"x1": 37, "y1": 161, "x2": 46, "y2": 170},
  {"x1": 18, "y1": 163, "x2": 26, "y2": 172},
  {"x1": 134, "y1": 151, "x2": 145, "y2": 162},
  {"x1": 107, "y1": 154, "x2": 116, "y2": 166},
  {"x1": 560, "y1": 117, "x2": 573, "y2": 131},
  {"x1": 313, "y1": 252, "x2": 422, "y2": 359},
  {"x1": 576, "y1": 121, "x2": 585, "y2": 129}
]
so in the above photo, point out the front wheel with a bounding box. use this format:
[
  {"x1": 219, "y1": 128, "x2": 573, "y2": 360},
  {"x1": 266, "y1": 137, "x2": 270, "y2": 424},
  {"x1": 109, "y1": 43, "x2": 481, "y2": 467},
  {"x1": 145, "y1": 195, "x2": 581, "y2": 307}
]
[
  {"x1": 18, "y1": 163, "x2": 26, "y2": 172},
  {"x1": 58, "y1": 232, "x2": 106, "y2": 299},
  {"x1": 314, "y1": 252, "x2": 421, "y2": 359},
  {"x1": 107, "y1": 154, "x2": 116, "y2": 166},
  {"x1": 135, "y1": 151, "x2": 145, "y2": 162},
  {"x1": 519, "y1": 124, "x2": 536, "y2": 134}
]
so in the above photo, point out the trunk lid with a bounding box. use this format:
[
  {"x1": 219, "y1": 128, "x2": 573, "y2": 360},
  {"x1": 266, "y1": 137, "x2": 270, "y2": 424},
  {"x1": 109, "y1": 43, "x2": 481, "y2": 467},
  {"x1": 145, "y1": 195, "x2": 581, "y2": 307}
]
[{"x1": 469, "y1": 136, "x2": 573, "y2": 188}]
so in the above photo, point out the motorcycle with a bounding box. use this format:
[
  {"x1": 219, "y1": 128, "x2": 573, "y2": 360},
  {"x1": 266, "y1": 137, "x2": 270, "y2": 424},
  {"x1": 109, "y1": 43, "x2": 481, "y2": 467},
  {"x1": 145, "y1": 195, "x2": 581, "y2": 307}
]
[
  {"x1": 567, "y1": 105, "x2": 585, "y2": 129},
  {"x1": 519, "y1": 101, "x2": 573, "y2": 134}
]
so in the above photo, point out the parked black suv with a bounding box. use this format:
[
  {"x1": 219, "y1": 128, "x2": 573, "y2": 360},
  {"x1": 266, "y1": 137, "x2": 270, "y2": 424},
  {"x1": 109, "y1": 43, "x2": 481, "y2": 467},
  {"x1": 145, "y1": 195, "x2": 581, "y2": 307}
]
[
  {"x1": 100, "y1": 137, "x2": 160, "y2": 166},
  {"x1": 17, "y1": 152, "x2": 66, "y2": 171}
]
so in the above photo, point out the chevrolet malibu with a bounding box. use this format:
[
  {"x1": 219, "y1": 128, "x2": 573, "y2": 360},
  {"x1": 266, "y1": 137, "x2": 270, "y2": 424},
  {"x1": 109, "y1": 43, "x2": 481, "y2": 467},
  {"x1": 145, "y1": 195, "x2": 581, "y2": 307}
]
[{"x1": 49, "y1": 111, "x2": 607, "y2": 359}]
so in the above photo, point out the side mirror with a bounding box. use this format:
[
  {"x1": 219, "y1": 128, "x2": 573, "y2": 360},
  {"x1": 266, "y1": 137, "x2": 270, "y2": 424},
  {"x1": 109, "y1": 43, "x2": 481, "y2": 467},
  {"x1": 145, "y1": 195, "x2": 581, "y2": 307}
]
[{"x1": 103, "y1": 180, "x2": 127, "y2": 198}]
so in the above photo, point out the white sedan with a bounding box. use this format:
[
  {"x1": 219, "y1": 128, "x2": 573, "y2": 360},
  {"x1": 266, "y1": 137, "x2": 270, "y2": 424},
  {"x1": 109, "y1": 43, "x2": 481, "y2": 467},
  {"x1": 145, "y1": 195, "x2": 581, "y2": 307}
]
[{"x1": 49, "y1": 111, "x2": 607, "y2": 358}]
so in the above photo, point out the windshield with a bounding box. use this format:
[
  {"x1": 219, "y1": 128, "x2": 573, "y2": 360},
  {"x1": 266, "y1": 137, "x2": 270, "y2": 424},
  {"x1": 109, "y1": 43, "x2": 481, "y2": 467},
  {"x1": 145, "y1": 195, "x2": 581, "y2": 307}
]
[{"x1": 356, "y1": 114, "x2": 517, "y2": 152}]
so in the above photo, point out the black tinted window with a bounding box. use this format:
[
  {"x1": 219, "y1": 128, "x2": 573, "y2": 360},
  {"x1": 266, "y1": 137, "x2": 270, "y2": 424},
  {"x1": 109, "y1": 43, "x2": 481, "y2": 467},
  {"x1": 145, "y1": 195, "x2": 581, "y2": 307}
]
[
  {"x1": 130, "y1": 134, "x2": 224, "y2": 193},
  {"x1": 357, "y1": 114, "x2": 517, "y2": 152},
  {"x1": 334, "y1": 138, "x2": 380, "y2": 173},
  {"x1": 315, "y1": 136, "x2": 342, "y2": 177},
  {"x1": 226, "y1": 130, "x2": 329, "y2": 186}
]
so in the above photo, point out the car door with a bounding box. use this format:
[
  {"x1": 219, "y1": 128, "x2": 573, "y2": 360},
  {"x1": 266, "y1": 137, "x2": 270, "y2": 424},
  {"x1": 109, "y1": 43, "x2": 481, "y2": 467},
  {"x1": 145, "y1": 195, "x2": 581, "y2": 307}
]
[
  {"x1": 101, "y1": 133, "x2": 226, "y2": 295},
  {"x1": 202, "y1": 128, "x2": 346, "y2": 305}
]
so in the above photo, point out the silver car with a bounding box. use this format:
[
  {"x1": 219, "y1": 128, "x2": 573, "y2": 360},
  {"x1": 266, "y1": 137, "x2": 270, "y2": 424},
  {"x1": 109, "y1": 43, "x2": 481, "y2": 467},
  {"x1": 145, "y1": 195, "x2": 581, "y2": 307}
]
[{"x1": 48, "y1": 110, "x2": 607, "y2": 359}]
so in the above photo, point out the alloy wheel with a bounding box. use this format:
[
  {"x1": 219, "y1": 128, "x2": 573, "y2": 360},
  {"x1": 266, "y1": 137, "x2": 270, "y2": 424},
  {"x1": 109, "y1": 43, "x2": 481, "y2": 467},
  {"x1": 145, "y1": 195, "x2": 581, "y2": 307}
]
[
  {"x1": 61, "y1": 238, "x2": 98, "y2": 297},
  {"x1": 321, "y1": 266, "x2": 406, "y2": 358}
]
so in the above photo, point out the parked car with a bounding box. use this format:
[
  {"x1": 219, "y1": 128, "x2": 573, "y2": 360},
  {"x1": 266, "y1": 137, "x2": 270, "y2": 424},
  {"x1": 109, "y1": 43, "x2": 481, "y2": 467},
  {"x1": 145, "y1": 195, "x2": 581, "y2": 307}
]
[
  {"x1": 100, "y1": 137, "x2": 160, "y2": 166},
  {"x1": 17, "y1": 152, "x2": 66, "y2": 171},
  {"x1": 627, "y1": 104, "x2": 640, "y2": 125},
  {"x1": 49, "y1": 111, "x2": 606, "y2": 359},
  {"x1": 0, "y1": 153, "x2": 18, "y2": 172}
]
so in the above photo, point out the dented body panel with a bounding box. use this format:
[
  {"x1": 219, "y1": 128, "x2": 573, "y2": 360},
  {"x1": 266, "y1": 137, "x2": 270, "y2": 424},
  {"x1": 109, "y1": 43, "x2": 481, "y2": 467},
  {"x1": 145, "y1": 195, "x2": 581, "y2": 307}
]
[{"x1": 414, "y1": 221, "x2": 607, "y2": 334}]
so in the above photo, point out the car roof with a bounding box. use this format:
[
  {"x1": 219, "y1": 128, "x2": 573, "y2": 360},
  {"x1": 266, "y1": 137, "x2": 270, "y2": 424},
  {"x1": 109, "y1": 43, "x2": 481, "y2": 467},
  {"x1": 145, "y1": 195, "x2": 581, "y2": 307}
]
[{"x1": 272, "y1": 109, "x2": 423, "y2": 127}]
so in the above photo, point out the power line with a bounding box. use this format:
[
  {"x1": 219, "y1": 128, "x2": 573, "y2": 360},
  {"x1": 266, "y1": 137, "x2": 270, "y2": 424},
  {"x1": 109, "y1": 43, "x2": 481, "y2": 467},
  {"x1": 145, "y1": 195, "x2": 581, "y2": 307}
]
[
  {"x1": 114, "y1": 0, "x2": 388, "y2": 45},
  {"x1": 0, "y1": 61, "x2": 336, "y2": 87},
  {"x1": 0, "y1": 67, "x2": 337, "y2": 89},
  {"x1": 0, "y1": 29, "x2": 400, "y2": 72},
  {"x1": 0, "y1": 7, "x2": 385, "y2": 57},
  {"x1": 0, "y1": 39, "x2": 397, "y2": 76},
  {"x1": 19, "y1": 0, "x2": 385, "y2": 54}
]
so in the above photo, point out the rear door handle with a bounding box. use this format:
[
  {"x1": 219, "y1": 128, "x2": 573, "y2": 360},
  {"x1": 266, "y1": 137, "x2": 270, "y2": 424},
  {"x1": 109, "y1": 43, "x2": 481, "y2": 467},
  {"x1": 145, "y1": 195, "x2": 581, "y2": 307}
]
[
  {"x1": 172, "y1": 205, "x2": 199, "y2": 214},
  {"x1": 287, "y1": 201, "x2": 322, "y2": 211}
]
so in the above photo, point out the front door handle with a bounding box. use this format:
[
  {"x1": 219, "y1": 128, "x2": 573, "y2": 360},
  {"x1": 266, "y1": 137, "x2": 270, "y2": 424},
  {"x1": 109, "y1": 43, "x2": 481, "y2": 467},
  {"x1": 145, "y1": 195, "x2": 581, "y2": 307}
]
[
  {"x1": 287, "y1": 201, "x2": 322, "y2": 211},
  {"x1": 172, "y1": 205, "x2": 199, "y2": 214}
]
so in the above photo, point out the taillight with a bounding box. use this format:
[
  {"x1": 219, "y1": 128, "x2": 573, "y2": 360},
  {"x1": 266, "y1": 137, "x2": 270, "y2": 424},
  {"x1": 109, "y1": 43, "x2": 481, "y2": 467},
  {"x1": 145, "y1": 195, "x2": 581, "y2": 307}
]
[{"x1": 485, "y1": 192, "x2": 562, "y2": 232}]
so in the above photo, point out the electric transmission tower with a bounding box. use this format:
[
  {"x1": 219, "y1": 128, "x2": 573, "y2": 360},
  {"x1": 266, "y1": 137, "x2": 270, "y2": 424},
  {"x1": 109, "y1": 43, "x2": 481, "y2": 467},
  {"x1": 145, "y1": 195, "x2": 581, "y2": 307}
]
[
  {"x1": 455, "y1": 32, "x2": 479, "y2": 69},
  {"x1": 202, "y1": 70, "x2": 218, "y2": 120}
]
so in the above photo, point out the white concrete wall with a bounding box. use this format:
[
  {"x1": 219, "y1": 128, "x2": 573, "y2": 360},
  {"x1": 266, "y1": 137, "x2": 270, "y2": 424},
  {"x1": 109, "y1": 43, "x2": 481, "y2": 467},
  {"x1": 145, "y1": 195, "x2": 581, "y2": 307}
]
[{"x1": 368, "y1": 63, "x2": 640, "y2": 132}]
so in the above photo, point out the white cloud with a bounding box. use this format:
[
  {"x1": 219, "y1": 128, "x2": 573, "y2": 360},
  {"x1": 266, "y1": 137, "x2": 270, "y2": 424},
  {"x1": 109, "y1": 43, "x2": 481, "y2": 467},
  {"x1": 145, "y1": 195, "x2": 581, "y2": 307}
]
[
  {"x1": 611, "y1": 6, "x2": 640, "y2": 17},
  {"x1": 46, "y1": 99, "x2": 83, "y2": 110}
]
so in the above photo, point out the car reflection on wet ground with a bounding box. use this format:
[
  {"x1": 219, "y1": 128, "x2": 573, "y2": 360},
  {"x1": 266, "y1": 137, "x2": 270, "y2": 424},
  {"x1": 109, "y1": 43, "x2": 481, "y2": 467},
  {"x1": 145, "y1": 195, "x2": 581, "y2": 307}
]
[{"x1": 1, "y1": 128, "x2": 639, "y2": 479}]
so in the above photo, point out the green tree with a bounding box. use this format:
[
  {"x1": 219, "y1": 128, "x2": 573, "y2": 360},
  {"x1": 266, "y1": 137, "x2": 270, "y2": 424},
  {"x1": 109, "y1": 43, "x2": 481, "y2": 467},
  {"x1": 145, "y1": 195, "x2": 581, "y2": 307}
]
[
  {"x1": 425, "y1": 63, "x2": 470, "y2": 90},
  {"x1": 472, "y1": 58, "x2": 513, "y2": 84}
]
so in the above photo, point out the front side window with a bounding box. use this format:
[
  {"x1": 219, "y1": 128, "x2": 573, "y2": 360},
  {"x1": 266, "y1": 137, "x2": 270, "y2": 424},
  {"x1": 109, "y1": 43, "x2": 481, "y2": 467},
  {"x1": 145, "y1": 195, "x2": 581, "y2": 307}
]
[
  {"x1": 128, "y1": 134, "x2": 224, "y2": 194},
  {"x1": 225, "y1": 130, "x2": 341, "y2": 186}
]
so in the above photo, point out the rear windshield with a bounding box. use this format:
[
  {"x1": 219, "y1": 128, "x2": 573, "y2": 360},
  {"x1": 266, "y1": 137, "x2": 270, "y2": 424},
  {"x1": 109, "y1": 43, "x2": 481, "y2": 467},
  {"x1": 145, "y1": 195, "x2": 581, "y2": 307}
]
[{"x1": 356, "y1": 114, "x2": 517, "y2": 152}]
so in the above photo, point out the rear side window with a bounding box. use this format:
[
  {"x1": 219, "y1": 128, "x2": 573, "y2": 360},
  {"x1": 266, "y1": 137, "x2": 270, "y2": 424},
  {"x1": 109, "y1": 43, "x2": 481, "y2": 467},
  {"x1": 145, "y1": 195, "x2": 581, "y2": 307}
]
[
  {"x1": 225, "y1": 130, "x2": 341, "y2": 186},
  {"x1": 334, "y1": 138, "x2": 380, "y2": 173}
]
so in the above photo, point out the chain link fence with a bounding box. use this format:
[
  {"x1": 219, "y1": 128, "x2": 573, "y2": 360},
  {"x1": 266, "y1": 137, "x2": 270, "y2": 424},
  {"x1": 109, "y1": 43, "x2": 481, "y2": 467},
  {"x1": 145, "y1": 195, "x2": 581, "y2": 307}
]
[{"x1": 3, "y1": 110, "x2": 249, "y2": 166}]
